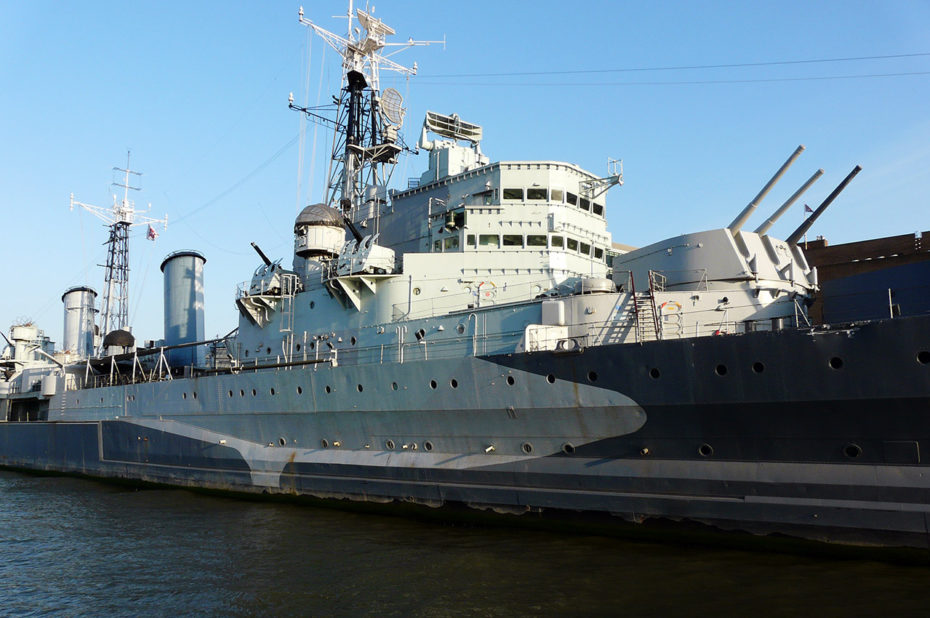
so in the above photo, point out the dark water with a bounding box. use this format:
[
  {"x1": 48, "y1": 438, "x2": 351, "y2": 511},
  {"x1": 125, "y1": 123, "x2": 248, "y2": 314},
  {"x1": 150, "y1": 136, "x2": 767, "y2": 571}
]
[{"x1": 2, "y1": 471, "x2": 929, "y2": 616}]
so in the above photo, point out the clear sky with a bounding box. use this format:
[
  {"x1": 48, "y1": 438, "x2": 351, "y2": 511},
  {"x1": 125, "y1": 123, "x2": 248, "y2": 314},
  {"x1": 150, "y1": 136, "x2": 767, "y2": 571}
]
[{"x1": 1, "y1": 1, "x2": 928, "y2": 346}]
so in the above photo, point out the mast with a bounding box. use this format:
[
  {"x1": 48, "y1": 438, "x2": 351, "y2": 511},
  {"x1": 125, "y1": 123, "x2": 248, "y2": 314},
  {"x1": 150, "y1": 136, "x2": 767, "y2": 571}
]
[
  {"x1": 70, "y1": 152, "x2": 168, "y2": 351},
  {"x1": 294, "y1": 4, "x2": 440, "y2": 219}
]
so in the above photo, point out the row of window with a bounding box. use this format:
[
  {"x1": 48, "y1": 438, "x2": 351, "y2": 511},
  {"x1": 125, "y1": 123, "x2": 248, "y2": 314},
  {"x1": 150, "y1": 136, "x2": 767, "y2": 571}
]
[
  {"x1": 501, "y1": 188, "x2": 604, "y2": 216},
  {"x1": 432, "y1": 233, "x2": 605, "y2": 260}
]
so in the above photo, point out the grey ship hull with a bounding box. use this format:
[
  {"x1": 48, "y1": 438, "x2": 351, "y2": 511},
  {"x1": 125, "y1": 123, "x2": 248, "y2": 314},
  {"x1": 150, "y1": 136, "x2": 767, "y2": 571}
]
[{"x1": 2, "y1": 314, "x2": 930, "y2": 549}]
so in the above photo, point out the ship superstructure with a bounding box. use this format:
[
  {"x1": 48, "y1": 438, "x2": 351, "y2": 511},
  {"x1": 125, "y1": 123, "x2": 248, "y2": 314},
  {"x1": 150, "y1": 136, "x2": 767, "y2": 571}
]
[{"x1": 1, "y1": 6, "x2": 929, "y2": 551}]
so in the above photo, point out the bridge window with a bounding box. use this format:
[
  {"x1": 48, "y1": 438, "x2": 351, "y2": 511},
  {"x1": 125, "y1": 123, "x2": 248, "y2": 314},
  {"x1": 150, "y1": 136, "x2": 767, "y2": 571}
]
[
  {"x1": 594, "y1": 247, "x2": 604, "y2": 260},
  {"x1": 567, "y1": 238, "x2": 579, "y2": 251},
  {"x1": 550, "y1": 189, "x2": 563, "y2": 203},
  {"x1": 550, "y1": 235, "x2": 564, "y2": 249},
  {"x1": 580, "y1": 242, "x2": 591, "y2": 255},
  {"x1": 566, "y1": 192, "x2": 577, "y2": 206},
  {"x1": 527, "y1": 235, "x2": 547, "y2": 247},
  {"x1": 479, "y1": 234, "x2": 500, "y2": 249},
  {"x1": 503, "y1": 235, "x2": 523, "y2": 247},
  {"x1": 526, "y1": 188, "x2": 547, "y2": 200},
  {"x1": 503, "y1": 188, "x2": 524, "y2": 200},
  {"x1": 444, "y1": 235, "x2": 460, "y2": 250},
  {"x1": 433, "y1": 239, "x2": 442, "y2": 252},
  {"x1": 593, "y1": 203, "x2": 604, "y2": 216},
  {"x1": 466, "y1": 234, "x2": 476, "y2": 247},
  {"x1": 579, "y1": 198, "x2": 591, "y2": 211}
]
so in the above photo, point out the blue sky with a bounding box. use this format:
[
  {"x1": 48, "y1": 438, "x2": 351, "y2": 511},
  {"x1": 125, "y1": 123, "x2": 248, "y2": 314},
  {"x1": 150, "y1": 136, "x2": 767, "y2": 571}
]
[{"x1": 1, "y1": 1, "x2": 928, "y2": 346}]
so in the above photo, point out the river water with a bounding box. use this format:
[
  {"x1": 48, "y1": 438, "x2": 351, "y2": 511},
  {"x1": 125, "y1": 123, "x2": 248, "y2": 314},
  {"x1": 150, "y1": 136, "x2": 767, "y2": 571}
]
[{"x1": 1, "y1": 470, "x2": 929, "y2": 616}]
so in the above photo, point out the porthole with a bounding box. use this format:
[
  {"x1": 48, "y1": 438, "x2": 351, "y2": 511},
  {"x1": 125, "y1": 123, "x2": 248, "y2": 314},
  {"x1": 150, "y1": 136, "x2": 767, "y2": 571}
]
[
  {"x1": 413, "y1": 287, "x2": 421, "y2": 296},
  {"x1": 297, "y1": 386, "x2": 303, "y2": 395},
  {"x1": 321, "y1": 439, "x2": 329, "y2": 449},
  {"x1": 324, "y1": 385, "x2": 332, "y2": 394},
  {"x1": 270, "y1": 388, "x2": 276, "y2": 396},
  {"x1": 350, "y1": 336, "x2": 357, "y2": 346},
  {"x1": 587, "y1": 371, "x2": 598, "y2": 382},
  {"x1": 228, "y1": 390, "x2": 233, "y2": 398},
  {"x1": 244, "y1": 350, "x2": 249, "y2": 357},
  {"x1": 309, "y1": 301, "x2": 315, "y2": 309},
  {"x1": 182, "y1": 392, "x2": 187, "y2": 400},
  {"x1": 193, "y1": 392, "x2": 198, "y2": 400},
  {"x1": 752, "y1": 362, "x2": 765, "y2": 374},
  {"x1": 918, "y1": 351, "x2": 930, "y2": 365},
  {"x1": 309, "y1": 342, "x2": 316, "y2": 350},
  {"x1": 649, "y1": 368, "x2": 660, "y2": 379},
  {"x1": 296, "y1": 343, "x2": 301, "y2": 352},
  {"x1": 561, "y1": 442, "x2": 575, "y2": 455},
  {"x1": 357, "y1": 384, "x2": 364, "y2": 392},
  {"x1": 456, "y1": 323, "x2": 466, "y2": 334},
  {"x1": 391, "y1": 382, "x2": 398, "y2": 391},
  {"x1": 278, "y1": 437, "x2": 287, "y2": 447},
  {"x1": 506, "y1": 375, "x2": 515, "y2": 386},
  {"x1": 829, "y1": 357, "x2": 844, "y2": 370},
  {"x1": 423, "y1": 441, "x2": 434, "y2": 452},
  {"x1": 239, "y1": 389, "x2": 245, "y2": 397},
  {"x1": 715, "y1": 364, "x2": 728, "y2": 376},
  {"x1": 251, "y1": 388, "x2": 257, "y2": 396},
  {"x1": 450, "y1": 379, "x2": 458, "y2": 389},
  {"x1": 844, "y1": 443, "x2": 862, "y2": 458},
  {"x1": 266, "y1": 347, "x2": 271, "y2": 355},
  {"x1": 385, "y1": 439, "x2": 395, "y2": 450},
  {"x1": 521, "y1": 442, "x2": 534, "y2": 454},
  {"x1": 698, "y1": 443, "x2": 714, "y2": 457},
  {"x1": 429, "y1": 379, "x2": 437, "y2": 389},
  {"x1": 546, "y1": 374, "x2": 556, "y2": 384}
]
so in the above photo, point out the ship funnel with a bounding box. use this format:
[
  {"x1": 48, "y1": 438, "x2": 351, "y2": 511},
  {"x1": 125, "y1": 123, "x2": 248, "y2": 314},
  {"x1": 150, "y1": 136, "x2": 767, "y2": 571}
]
[
  {"x1": 728, "y1": 145, "x2": 805, "y2": 234},
  {"x1": 754, "y1": 169, "x2": 824, "y2": 235},
  {"x1": 787, "y1": 165, "x2": 862, "y2": 246},
  {"x1": 161, "y1": 251, "x2": 206, "y2": 367},
  {"x1": 61, "y1": 286, "x2": 97, "y2": 358}
]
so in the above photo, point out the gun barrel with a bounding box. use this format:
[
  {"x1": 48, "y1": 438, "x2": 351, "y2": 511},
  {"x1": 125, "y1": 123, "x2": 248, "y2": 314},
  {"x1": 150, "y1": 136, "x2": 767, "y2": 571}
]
[
  {"x1": 250, "y1": 242, "x2": 273, "y2": 266},
  {"x1": 786, "y1": 165, "x2": 862, "y2": 246},
  {"x1": 728, "y1": 145, "x2": 805, "y2": 233},
  {"x1": 754, "y1": 169, "x2": 824, "y2": 235}
]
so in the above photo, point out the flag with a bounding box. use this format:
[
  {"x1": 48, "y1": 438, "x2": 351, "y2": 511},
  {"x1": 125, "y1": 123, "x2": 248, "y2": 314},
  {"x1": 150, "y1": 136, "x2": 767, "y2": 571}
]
[
  {"x1": 804, "y1": 204, "x2": 813, "y2": 214},
  {"x1": 146, "y1": 225, "x2": 158, "y2": 241}
]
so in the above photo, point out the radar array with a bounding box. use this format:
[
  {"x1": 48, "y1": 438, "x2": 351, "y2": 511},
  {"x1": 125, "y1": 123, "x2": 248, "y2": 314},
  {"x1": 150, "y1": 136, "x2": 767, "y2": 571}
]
[{"x1": 291, "y1": 3, "x2": 441, "y2": 217}]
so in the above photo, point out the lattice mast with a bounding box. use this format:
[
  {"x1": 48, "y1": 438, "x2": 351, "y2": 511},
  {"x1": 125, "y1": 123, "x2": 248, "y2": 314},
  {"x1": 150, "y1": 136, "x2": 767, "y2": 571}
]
[
  {"x1": 294, "y1": 3, "x2": 440, "y2": 216},
  {"x1": 70, "y1": 153, "x2": 167, "y2": 349}
]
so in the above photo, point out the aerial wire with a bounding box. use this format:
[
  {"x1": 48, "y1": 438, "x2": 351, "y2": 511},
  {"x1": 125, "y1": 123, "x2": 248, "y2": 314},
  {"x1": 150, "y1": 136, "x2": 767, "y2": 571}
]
[
  {"x1": 415, "y1": 70, "x2": 930, "y2": 88},
  {"x1": 295, "y1": 27, "x2": 312, "y2": 216},
  {"x1": 308, "y1": 39, "x2": 327, "y2": 207},
  {"x1": 419, "y1": 51, "x2": 930, "y2": 79}
]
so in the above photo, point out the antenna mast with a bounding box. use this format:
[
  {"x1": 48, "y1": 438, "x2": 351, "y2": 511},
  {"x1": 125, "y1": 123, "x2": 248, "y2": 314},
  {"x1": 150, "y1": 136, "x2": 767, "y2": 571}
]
[
  {"x1": 70, "y1": 152, "x2": 168, "y2": 349},
  {"x1": 294, "y1": 4, "x2": 440, "y2": 218}
]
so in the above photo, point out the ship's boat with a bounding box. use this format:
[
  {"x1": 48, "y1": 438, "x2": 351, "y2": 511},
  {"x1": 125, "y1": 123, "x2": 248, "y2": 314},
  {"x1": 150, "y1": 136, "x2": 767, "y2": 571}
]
[{"x1": 2, "y1": 6, "x2": 929, "y2": 551}]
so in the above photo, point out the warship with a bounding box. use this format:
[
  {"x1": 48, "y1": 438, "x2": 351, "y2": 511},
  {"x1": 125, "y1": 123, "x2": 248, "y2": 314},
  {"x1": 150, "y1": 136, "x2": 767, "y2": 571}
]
[{"x1": 2, "y1": 5, "x2": 929, "y2": 550}]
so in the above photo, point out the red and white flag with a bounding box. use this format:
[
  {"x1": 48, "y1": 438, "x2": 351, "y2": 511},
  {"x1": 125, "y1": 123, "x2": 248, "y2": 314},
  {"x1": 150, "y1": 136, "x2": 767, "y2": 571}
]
[{"x1": 146, "y1": 225, "x2": 159, "y2": 241}]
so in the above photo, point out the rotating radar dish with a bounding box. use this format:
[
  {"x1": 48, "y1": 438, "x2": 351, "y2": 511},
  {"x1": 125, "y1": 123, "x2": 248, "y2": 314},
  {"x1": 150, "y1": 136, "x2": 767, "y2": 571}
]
[{"x1": 380, "y1": 88, "x2": 405, "y2": 126}]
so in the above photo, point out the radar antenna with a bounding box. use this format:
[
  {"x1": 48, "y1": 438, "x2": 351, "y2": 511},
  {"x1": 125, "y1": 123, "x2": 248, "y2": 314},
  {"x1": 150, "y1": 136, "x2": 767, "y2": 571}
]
[
  {"x1": 294, "y1": 3, "x2": 441, "y2": 217},
  {"x1": 70, "y1": 151, "x2": 168, "y2": 352}
]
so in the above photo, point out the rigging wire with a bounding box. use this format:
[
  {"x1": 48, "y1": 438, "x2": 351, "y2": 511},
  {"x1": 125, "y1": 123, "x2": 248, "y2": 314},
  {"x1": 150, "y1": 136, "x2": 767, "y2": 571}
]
[
  {"x1": 295, "y1": 27, "x2": 312, "y2": 216},
  {"x1": 308, "y1": 39, "x2": 327, "y2": 206},
  {"x1": 415, "y1": 70, "x2": 930, "y2": 87},
  {"x1": 418, "y1": 51, "x2": 930, "y2": 79},
  {"x1": 172, "y1": 133, "x2": 300, "y2": 226}
]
